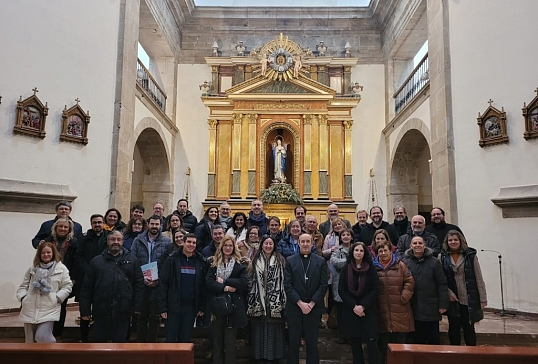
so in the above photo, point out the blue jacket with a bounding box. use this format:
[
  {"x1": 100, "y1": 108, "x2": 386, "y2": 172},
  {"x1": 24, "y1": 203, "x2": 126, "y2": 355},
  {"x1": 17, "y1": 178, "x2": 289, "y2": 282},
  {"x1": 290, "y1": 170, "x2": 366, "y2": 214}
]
[{"x1": 131, "y1": 230, "x2": 172, "y2": 300}]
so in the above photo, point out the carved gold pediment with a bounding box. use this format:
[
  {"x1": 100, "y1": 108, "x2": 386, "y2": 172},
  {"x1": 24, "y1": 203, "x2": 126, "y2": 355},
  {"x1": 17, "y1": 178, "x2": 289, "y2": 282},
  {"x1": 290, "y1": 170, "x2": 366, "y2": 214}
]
[
  {"x1": 226, "y1": 74, "x2": 336, "y2": 99},
  {"x1": 247, "y1": 81, "x2": 309, "y2": 94}
]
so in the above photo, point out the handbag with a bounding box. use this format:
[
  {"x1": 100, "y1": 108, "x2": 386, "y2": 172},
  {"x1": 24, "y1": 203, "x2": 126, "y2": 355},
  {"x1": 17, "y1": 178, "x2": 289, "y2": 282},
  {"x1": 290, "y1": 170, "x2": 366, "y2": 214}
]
[{"x1": 212, "y1": 293, "x2": 234, "y2": 316}]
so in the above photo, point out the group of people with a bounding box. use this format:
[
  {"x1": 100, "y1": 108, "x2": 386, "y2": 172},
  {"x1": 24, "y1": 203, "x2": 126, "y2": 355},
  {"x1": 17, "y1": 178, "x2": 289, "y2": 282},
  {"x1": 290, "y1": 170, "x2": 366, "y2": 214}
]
[{"x1": 19, "y1": 199, "x2": 487, "y2": 364}]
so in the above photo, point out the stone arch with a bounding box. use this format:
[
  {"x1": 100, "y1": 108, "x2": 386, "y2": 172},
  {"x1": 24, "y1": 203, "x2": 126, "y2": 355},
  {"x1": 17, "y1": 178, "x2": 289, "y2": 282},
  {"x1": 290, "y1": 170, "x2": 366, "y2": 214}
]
[
  {"x1": 131, "y1": 118, "x2": 173, "y2": 213},
  {"x1": 260, "y1": 122, "x2": 301, "y2": 193},
  {"x1": 388, "y1": 118, "x2": 432, "y2": 220}
]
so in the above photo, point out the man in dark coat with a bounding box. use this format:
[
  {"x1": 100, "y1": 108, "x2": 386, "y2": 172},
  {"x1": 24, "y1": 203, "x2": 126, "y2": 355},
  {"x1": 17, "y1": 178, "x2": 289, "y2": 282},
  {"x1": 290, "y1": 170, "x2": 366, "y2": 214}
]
[
  {"x1": 247, "y1": 199, "x2": 270, "y2": 235},
  {"x1": 201, "y1": 225, "x2": 225, "y2": 258},
  {"x1": 392, "y1": 205, "x2": 411, "y2": 237},
  {"x1": 284, "y1": 233, "x2": 328, "y2": 364},
  {"x1": 74, "y1": 214, "x2": 107, "y2": 342},
  {"x1": 79, "y1": 230, "x2": 144, "y2": 343},
  {"x1": 397, "y1": 215, "x2": 441, "y2": 256},
  {"x1": 352, "y1": 210, "x2": 368, "y2": 242},
  {"x1": 319, "y1": 203, "x2": 352, "y2": 238},
  {"x1": 131, "y1": 215, "x2": 172, "y2": 343},
  {"x1": 158, "y1": 233, "x2": 208, "y2": 342},
  {"x1": 166, "y1": 199, "x2": 198, "y2": 233},
  {"x1": 425, "y1": 207, "x2": 464, "y2": 245},
  {"x1": 32, "y1": 200, "x2": 83, "y2": 248},
  {"x1": 402, "y1": 236, "x2": 448, "y2": 344},
  {"x1": 358, "y1": 206, "x2": 399, "y2": 247}
]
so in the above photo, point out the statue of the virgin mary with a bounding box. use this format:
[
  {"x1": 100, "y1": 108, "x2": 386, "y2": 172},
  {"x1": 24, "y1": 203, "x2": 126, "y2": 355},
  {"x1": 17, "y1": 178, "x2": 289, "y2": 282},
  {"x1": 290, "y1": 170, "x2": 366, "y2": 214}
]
[{"x1": 272, "y1": 136, "x2": 287, "y2": 183}]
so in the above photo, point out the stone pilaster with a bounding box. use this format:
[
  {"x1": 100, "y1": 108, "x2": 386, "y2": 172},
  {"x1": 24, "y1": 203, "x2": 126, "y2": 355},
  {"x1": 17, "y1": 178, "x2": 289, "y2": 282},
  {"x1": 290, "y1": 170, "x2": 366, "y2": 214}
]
[
  {"x1": 109, "y1": 0, "x2": 141, "y2": 216},
  {"x1": 427, "y1": 0, "x2": 458, "y2": 223}
]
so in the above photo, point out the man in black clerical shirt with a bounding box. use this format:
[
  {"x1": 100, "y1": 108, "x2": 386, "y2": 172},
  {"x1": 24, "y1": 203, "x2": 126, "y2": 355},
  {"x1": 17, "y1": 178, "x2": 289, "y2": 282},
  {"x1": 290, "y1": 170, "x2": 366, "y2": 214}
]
[{"x1": 284, "y1": 233, "x2": 328, "y2": 364}]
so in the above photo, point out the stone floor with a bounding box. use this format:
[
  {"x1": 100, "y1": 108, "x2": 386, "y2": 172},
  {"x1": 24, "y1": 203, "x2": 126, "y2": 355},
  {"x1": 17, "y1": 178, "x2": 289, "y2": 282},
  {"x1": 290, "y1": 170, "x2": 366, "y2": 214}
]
[{"x1": 1, "y1": 306, "x2": 537, "y2": 335}]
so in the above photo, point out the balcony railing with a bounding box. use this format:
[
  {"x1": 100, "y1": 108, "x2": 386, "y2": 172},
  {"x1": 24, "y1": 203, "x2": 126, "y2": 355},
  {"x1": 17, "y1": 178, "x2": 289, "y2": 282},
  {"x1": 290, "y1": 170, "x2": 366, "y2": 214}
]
[
  {"x1": 393, "y1": 53, "x2": 429, "y2": 114},
  {"x1": 136, "y1": 59, "x2": 167, "y2": 112}
]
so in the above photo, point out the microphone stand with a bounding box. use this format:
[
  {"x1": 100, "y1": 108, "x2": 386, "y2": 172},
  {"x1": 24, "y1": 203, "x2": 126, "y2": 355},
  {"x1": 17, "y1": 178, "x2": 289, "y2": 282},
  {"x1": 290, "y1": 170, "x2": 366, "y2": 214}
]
[{"x1": 481, "y1": 249, "x2": 515, "y2": 317}]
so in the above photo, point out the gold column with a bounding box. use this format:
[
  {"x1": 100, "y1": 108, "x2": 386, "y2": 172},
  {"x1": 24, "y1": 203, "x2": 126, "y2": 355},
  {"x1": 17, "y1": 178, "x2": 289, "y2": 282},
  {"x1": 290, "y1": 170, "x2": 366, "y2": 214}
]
[
  {"x1": 245, "y1": 64, "x2": 252, "y2": 81},
  {"x1": 343, "y1": 120, "x2": 353, "y2": 200},
  {"x1": 231, "y1": 113, "x2": 243, "y2": 198},
  {"x1": 247, "y1": 114, "x2": 258, "y2": 198},
  {"x1": 311, "y1": 115, "x2": 320, "y2": 200},
  {"x1": 207, "y1": 119, "x2": 218, "y2": 198},
  {"x1": 318, "y1": 114, "x2": 329, "y2": 198},
  {"x1": 216, "y1": 120, "x2": 232, "y2": 199},
  {"x1": 310, "y1": 65, "x2": 318, "y2": 82},
  {"x1": 329, "y1": 120, "x2": 344, "y2": 200},
  {"x1": 303, "y1": 114, "x2": 313, "y2": 199}
]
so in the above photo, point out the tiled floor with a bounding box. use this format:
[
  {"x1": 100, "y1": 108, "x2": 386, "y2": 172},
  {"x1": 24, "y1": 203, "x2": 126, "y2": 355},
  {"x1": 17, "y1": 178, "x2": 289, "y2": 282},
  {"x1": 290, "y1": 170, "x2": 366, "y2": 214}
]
[{"x1": 1, "y1": 305, "x2": 537, "y2": 335}]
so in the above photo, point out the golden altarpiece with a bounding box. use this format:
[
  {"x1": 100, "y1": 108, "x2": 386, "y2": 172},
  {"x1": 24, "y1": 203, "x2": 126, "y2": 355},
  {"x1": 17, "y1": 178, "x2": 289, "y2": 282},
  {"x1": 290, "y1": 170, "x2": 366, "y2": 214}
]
[{"x1": 201, "y1": 34, "x2": 360, "y2": 223}]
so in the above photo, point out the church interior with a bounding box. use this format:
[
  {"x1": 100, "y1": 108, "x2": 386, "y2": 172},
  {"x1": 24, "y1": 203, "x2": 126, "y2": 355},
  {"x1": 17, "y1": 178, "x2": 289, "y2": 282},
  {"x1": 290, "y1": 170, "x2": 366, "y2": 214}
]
[{"x1": 1, "y1": 0, "x2": 537, "y2": 320}]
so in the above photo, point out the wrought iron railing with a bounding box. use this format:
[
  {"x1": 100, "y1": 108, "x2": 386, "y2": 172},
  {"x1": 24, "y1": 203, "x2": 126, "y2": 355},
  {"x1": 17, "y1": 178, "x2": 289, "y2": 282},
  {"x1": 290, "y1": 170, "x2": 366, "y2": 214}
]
[
  {"x1": 136, "y1": 59, "x2": 167, "y2": 112},
  {"x1": 393, "y1": 53, "x2": 429, "y2": 114}
]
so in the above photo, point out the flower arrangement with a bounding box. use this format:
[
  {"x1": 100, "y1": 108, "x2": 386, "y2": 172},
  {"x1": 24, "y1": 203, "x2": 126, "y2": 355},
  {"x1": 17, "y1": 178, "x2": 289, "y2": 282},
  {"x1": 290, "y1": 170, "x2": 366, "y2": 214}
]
[{"x1": 261, "y1": 183, "x2": 303, "y2": 204}]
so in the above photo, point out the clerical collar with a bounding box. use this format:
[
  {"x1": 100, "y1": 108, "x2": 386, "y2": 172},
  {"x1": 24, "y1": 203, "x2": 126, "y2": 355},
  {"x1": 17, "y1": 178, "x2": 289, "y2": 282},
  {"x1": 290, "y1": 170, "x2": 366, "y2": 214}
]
[{"x1": 303, "y1": 254, "x2": 309, "y2": 258}]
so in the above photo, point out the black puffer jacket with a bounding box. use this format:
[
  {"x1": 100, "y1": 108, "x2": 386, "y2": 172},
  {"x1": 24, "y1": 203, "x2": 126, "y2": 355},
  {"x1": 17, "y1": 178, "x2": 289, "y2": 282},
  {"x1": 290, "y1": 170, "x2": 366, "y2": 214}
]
[
  {"x1": 158, "y1": 248, "x2": 208, "y2": 314},
  {"x1": 74, "y1": 229, "x2": 108, "y2": 283},
  {"x1": 358, "y1": 221, "x2": 400, "y2": 247},
  {"x1": 79, "y1": 248, "x2": 144, "y2": 318},
  {"x1": 195, "y1": 219, "x2": 213, "y2": 253},
  {"x1": 397, "y1": 229, "x2": 441, "y2": 256},
  {"x1": 402, "y1": 247, "x2": 449, "y2": 322},
  {"x1": 206, "y1": 260, "x2": 249, "y2": 328}
]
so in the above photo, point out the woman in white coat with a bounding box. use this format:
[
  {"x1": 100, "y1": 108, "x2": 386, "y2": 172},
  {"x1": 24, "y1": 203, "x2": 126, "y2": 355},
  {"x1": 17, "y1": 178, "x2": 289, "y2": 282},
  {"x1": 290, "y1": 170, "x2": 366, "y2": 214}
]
[{"x1": 17, "y1": 242, "x2": 72, "y2": 343}]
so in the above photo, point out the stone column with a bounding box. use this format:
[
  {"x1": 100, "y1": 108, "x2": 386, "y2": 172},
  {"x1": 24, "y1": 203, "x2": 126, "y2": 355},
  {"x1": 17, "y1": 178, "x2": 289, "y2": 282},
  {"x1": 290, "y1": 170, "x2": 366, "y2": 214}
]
[
  {"x1": 109, "y1": 0, "x2": 141, "y2": 216},
  {"x1": 235, "y1": 65, "x2": 245, "y2": 84},
  {"x1": 343, "y1": 66, "x2": 352, "y2": 96},
  {"x1": 318, "y1": 65, "x2": 328, "y2": 86},
  {"x1": 207, "y1": 119, "x2": 218, "y2": 198},
  {"x1": 427, "y1": 0, "x2": 458, "y2": 223},
  {"x1": 231, "y1": 113, "x2": 243, "y2": 198},
  {"x1": 343, "y1": 120, "x2": 353, "y2": 200},
  {"x1": 211, "y1": 66, "x2": 219, "y2": 95}
]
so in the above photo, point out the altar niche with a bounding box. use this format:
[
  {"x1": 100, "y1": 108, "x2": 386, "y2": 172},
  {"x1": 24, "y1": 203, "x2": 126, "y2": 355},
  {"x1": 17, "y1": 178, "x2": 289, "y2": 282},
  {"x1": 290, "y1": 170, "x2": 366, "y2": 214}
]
[{"x1": 265, "y1": 128, "x2": 294, "y2": 188}]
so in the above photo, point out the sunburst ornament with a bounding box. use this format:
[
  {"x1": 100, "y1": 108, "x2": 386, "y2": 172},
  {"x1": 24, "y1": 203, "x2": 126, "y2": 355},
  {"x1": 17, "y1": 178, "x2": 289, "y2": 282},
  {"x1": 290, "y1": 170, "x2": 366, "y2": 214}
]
[{"x1": 251, "y1": 33, "x2": 310, "y2": 81}]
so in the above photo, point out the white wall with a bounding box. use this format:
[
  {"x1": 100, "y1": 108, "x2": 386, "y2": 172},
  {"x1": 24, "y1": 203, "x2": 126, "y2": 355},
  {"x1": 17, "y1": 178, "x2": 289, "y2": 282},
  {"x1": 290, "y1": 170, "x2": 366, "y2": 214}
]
[
  {"x1": 0, "y1": 0, "x2": 121, "y2": 309},
  {"x1": 351, "y1": 64, "x2": 387, "y2": 213},
  {"x1": 448, "y1": 0, "x2": 538, "y2": 312},
  {"x1": 174, "y1": 64, "x2": 213, "y2": 219}
]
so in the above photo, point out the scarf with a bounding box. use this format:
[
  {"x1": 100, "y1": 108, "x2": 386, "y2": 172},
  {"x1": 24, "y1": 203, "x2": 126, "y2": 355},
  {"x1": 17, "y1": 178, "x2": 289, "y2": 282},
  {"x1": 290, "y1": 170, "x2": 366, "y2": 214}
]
[
  {"x1": 248, "y1": 212, "x2": 268, "y2": 234},
  {"x1": 216, "y1": 257, "x2": 235, "y2": 280},
  {"x1": 347, "y1": 262, "x2": 370, "y2": 297},
  {"x1": 32, "y1": 261, "x2": 56, "y2": 294},
  {"x1": 247, "y1": 254, "x2": 286, "y2": 318},
  {"x1": 53, "y1": 238, "x2": 69, "y2": 260}
]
